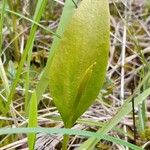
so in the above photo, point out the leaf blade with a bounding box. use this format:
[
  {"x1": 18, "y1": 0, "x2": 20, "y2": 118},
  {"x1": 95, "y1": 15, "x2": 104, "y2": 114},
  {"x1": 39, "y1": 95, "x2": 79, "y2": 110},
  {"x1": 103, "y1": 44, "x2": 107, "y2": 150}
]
[
  {"x1": 27, "y1": 92, "x2": 38, "y2": 150},
  {"x1": 49, "y1": 0, "x2": 110, "y2": 127},
  {"x1": 0, "y1": 127, "x2": 143, "y2": 150},
  {"x1": 35, "y1": 0, "x2": 78, "y2": 103}
]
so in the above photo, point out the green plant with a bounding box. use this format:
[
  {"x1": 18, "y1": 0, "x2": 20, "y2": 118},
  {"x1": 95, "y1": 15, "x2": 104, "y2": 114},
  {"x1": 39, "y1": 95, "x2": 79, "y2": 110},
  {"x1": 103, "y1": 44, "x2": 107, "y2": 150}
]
[
  {"x1": 35, "y1": 0, "x2": 78, "y2": 103},
  {"x1": 4, "y1": 0, "x2": 48, "y2": 113},
  {"x1": 0, "y1": 0, "x2": 150, "y2": 149},
  {"x1": 0, "y1": 127, "x2": 143, "y2": 150},
  {"x1": 78, "y1": 71, "x2": 150, "y2": 150},
  {"x1": 7, "y1": 0, "x2": 20, "y2": 62},
  {"x1": 27, "y1": 92, "x2": 38, "y2": 150},
  {"x1": 48, "y1": 0, "x2": 110, "y2": 149}
]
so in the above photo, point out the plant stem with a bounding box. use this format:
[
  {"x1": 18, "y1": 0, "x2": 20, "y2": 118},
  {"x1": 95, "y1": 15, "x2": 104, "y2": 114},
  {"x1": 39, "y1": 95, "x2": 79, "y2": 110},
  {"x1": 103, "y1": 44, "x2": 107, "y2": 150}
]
[
  {"x1": 7, "y1": 0, "x2": 20, "y2": 62},
  {"x1": 62, "y1": 123, "x2": 72, "y2": 150},
  {"x1": 62, "y1": 134, "x2": 69, "y2": 150},
  {"x1": 132, "y1": 97, "x2": 136, "y2": 144}
]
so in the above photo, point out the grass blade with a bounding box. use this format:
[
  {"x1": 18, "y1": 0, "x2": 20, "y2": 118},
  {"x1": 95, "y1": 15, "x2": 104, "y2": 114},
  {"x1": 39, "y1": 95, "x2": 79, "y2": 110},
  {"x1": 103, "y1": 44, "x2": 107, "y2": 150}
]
[
  {"x1": 5, "y1": 0, "x2": 48, "y2": 113},
  {"x1": 0, "y1": 0, "x2": 10, "y2": 106},
  {"x1": 27, "y1": 92, "x2": 38, "y2": 150},
  {"x1": 0, "y1": 127, "x2": 143, "y2": 150},
  {"x1": 7, "y1": 0, "x2": 20, "y2": 61},
  {"x1": 35, "y1": 0, "x2": 78, "y2": 103},
  {"x1": 0, "y1": 0, "x2": 6, "y2": 54},
  {"x1": 0, "y1": 8, "x2": 60, "y2": 37},
  {"x1": 24, "y1": 0, "x2": 48, "y2": 113},
  {"x1": 78, "y1": 74, "x2": 150, "y2": 150}
]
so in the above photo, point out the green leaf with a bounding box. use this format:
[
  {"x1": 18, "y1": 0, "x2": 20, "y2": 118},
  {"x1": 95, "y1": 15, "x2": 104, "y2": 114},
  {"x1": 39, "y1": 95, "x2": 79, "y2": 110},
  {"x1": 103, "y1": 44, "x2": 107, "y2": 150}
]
[
  {"x1": 27, "y1": 92, "x2": 38, "y2": 150},
  {"x1": 35, "y1": 0, "x2": 78, "y2": 103},
  {"x1": 78, "y1": 73, "x2": 150, "y2": 150},
  {"x1": 0, "y1": 0, "x2": 6, "y2": 54},
  {"x1": 5, "y1": 0, "x2": 48, "y2": 113},
  {"x1": 49, "y1": 0, "x2": 110, "y2": 127},
  {"x1": 0, "y1": 127, "x2": 143, "y2": 150}
]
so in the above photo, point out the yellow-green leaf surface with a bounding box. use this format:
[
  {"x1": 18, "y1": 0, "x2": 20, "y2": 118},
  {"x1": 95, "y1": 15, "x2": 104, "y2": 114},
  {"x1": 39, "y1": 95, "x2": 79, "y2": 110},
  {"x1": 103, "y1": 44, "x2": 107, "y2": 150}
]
[
  {"x1": 28, "y1": 92, "x2": 38, "y2": 150},
  {"x1": 49, "y1": 0, "x2": 110, "y2": 128}
]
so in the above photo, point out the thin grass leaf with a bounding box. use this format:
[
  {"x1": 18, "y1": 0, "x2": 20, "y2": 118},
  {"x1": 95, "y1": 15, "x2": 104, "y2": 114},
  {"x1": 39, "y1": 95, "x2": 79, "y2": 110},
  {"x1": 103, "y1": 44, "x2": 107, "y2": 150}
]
[
  {"x1": 49, "y1": 0, "x2": 110, "y2": 128},
  {"x1": 0, "y1": 127, "x2": 143, "y2": 150},
  {"x1": 0, "y1": 0, "x2": 6, "y2": 54},
  {"x1": 25, "y1": 0, "x2": 49, "y2": 113},
  {"x1": 138, "y1": 69, "x2": 148, "y2": 134},
  {"x1": 0, "y1": 0, "x2": 10, "y2": 103},
  {"x1": 35, "y1": 0, "x2": 78, "y2": 103},
  {"x1": 5, "y1": 0, "x2": 48, "y2": 113},
  {"x1": 0, "y1": 97, "x2": 6, "y2": 113},
  {"x1": 7, "y1": 0, "x2": 20, "y2": 61},
  {"x1": 27, "y1": 92, "x2": 37, "y2": 150},
  {"x1": 78, "y1": 73, "x2": 150, "y2": 150},
  {"x1": 0, "y1": 59, "x2": 10, "y2": 96},
  {"x1": 0, "y1": 8, "x2": 60, "y2": 37}
]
